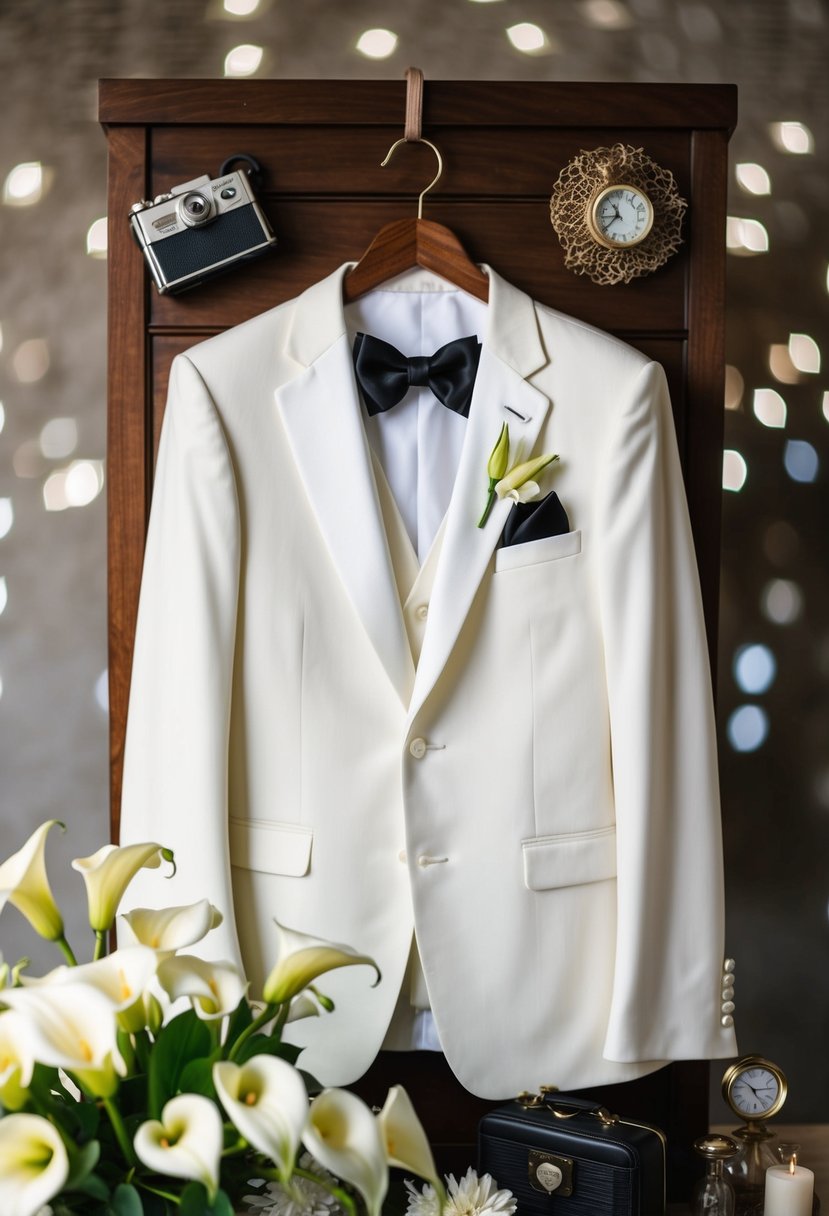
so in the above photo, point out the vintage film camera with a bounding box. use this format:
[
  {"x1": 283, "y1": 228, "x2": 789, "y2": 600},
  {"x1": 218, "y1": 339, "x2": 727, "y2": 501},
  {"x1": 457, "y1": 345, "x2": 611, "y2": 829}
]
[{"x1": 129, "y1": 154, "x2": 277, "y2": 294}]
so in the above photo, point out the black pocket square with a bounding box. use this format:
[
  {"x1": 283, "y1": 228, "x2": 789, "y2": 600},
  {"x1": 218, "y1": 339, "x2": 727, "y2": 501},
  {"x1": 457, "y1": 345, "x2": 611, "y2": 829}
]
[{"x1": 501, "y1": 491, "x2": 570, "y2": 548}]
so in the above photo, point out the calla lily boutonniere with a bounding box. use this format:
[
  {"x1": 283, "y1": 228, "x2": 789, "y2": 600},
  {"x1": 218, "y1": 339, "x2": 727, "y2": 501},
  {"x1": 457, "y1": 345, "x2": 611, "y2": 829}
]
[{"x1": 478, "y1": 425, "x2": 558, "y2": 526}]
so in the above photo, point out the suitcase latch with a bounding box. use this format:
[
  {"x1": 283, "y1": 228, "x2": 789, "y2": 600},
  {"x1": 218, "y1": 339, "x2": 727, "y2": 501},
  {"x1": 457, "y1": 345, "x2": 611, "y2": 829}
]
[{"x1": 528, "y1": 1149, "x2": 574, "y2": 1197}]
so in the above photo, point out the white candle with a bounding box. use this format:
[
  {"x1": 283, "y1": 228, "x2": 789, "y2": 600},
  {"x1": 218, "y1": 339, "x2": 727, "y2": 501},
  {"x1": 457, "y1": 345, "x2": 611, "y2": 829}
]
[{"x1": 764, "y1": 1163, "x2": 814, "y2": 1216}]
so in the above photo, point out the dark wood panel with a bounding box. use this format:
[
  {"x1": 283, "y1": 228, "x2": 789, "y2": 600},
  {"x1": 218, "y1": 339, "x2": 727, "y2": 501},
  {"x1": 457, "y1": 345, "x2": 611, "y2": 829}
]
[
  {"x1": 100, "y1": 79, "x2": 738, "y2": 130},
  {"x1": 149, "y1": 126, "x2": 692, "y2": 199},
  {"x1": 146, "y1": 199, "x2": 689, "y2": 332}
]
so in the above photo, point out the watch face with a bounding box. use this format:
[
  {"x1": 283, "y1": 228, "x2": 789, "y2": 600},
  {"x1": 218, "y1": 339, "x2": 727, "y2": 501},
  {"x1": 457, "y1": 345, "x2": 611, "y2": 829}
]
[
  {"x1": 590, "y1": 184, "x2": 654, "y2": 248},
  {"x1": 729, "y1": 1066, "x2": 781, "y2": 1117}
]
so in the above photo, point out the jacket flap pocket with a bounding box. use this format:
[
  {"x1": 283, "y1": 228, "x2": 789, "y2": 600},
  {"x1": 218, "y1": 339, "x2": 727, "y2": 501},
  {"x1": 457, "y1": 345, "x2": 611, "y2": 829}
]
[
  {"x1": 229, "y1": 817, "x2": 313, "y2": 876},
  {"x1": 522, "y1": 826, "x2": 616, "y2": 891},
  {"x1": 495, "y1": 529, "x2": 581, "y2": 573}
]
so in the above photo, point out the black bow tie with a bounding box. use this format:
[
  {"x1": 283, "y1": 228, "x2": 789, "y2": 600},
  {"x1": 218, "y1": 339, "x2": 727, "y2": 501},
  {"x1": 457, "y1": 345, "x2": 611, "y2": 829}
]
[{"x1": 353, "y1": 332, "x2": 482, "y2": 418}]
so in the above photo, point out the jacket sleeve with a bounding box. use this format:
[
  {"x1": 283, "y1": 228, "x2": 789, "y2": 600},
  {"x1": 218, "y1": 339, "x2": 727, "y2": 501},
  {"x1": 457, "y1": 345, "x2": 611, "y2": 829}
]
[
  {"x1": 118, "y1": 354, "x2": 243, "y2": 965},
  {"x1": 595, "y1": 359, "x2": 737, "y2": 1063}
]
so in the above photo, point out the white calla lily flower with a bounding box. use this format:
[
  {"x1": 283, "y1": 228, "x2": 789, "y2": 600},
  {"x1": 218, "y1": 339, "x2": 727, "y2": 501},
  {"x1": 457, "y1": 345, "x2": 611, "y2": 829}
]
[
  {"x1": 0, "y1": 1011, "x2": 35, "y2": 1111},
  {"x1": 263, "y1": 921, "x2": 380, "y2": 1006},
  {"x1": 214, "y1": 1054, "x2": 308, "y2": 1181},
  {"x1": 156, "y1": 954, "x2": 247, "y2": 1020},
  {"x1": 303, "y1": 1088, "x2": 388, "y2": 1216},
  {"x1": 378, "y1": 1085, "x2": 444, "y2": 1200},
  {"x1": 286, "y1": 992, "x2": 322, "y2": 1022},
  {"x1": 501, "y1": 479, "x2": 540, "y2": 504},
  {"x1": 134, "y1": 1093, "x2": 223, "y2": 1201},
  {"x1": 1, "y1": 982, "x2": 125, "y2": 1096},
  {"x1": 495, "y1": 452, "x2": 559, "y2": 499},
  {"x1": 0, "y1": 821, "x2": 64, "y2": 942},
  {"x1": 0, "y1": 1113, "x2": 69, "y2": 1216},
  {"x1": 22, "y1": 946, "x2": 158, "y2": 1035},
  {"x1": 71, "y1": 842, "x2": 175, "y2": 932},
  {"x1": 119, "y1": 899, "x2": 223, "y2": 953}
]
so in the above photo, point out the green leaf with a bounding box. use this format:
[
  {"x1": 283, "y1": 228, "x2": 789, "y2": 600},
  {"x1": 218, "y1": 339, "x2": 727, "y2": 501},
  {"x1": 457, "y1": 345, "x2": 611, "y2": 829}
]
[
  {"x1": 63, "y1": 1137, "x2": 101, "y2": 1190},
  {"x1": 147, "y1": 1009, "x2": 211, "y2": 1117},
  {"x1": 105, "y1": 1182, "x2": 145, "y2": 1215},
  {"x1": 234, "y1": 1032, "x2": 302, "y2": 1066},
  {"x1": 69, "y1": 1171, "x2": 111, "y2": 1202},
  {"x1": 179, "y1": 1181, "x2": 234, "y2": 1216},
  {"x1": 179, "y1": 1056, "x2": 218, "y2": 1101}
]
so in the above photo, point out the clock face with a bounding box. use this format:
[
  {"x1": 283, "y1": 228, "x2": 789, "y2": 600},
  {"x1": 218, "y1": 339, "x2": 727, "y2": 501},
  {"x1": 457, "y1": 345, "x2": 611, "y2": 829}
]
[
  {"x1": 730, "y1": 1067, "x2": 780, "y2": 1116},
  {"x1": 589, "y1": 184, "x2": 654, "y2": 248}
]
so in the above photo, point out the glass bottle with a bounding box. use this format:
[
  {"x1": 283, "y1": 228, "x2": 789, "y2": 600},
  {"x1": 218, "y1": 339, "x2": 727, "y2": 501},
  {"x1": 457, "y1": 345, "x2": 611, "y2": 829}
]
[
  {"x1": 692, "y1": 1134, "x2": 738, "y2": 1216},
  {"x1": 724, "y1": 1122, "x2": 778, "y2": 1216}
]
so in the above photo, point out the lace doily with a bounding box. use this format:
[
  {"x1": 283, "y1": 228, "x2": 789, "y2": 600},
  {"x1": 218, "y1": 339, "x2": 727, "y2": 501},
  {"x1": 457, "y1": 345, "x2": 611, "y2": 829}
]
[{"x1": 549, "y1": 144, "x2": 687, "y2": 286}]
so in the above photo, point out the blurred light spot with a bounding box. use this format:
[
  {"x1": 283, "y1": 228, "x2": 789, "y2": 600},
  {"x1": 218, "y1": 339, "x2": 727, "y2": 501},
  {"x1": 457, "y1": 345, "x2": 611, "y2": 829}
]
[
  {"x1": 95, "y1": 669, "x2": 109, "y2": 713},
  {"x1": 784, "y1": 439, "x2": 819, "y2": 483},
  {"x1": 816, "y1": 770, "x2": 829, "y2": 814},
  {"x1": 789, "y1": 332, "x2": 820, "y2": 374},
  {"x1": 582, "y1": 0, "x2": 633, "y2": 27},
  {"x1": 770, "y1": 121, "x2": 814, "y2": 154},
  {"x1": 761, "y1": 579, "x2": 802, "y2": 626},
  {"x1": 0, "y1": 401, "x2": 4, "y2": 434},
  {"x1": 677, "y1": 3, "x2": 720, "y2": 40},
  {"x1": 763, "y1": 520, "x2": 799, "y2": 565},
  {"x1": 40, "y1": 417, "x2": 78, "y2": 460},
  {"x1": 0, "y1": 499, "x2": 13, "y2": 539},
  {"x1": 507, "y1": 22, "x2": 551, "y2": 52},
  {"x1": 355, "y1": 28, "x2": 398, "y2": 58},
  {"x1": 752, "y1": 388, "x2": 787, "y2": 428},
  {"x1": 723, "y1": 449, "x2": 747, "y2": 492},
  {"x1": 3, "y1": 162, "x2": 44, "y2": 206},
  {"x1": 727, "y1": 705, "x2": 769, "y2": 752},
  {"x1": 822, "y1": 390, "x2": 829, "y2": 423},
  {"x1": 223, "y1": 43, "x2": 263, "y2": 75},
  {"x1": 12, "y1": 338, "x2": 50, "y2": 384},
  {"x1": 224, "y1": 0, "x2": 260, "y2": 12},
  {"x1": 0, "y1": 577, "x2": 6, "y2": 616},
  {"x1": 768, "y1": 343, "x2": 801, "y2": 385},
  {"x1": 724, "y1": 365, "x2": 744, "y2": 411},
  {"x1": 13, "y1": 440, "x2": 48, "y2": 479},
  {"x1": 736, "y1": 162, "x2": 771, "y2": 195},
  {"x1": 791, "y1": 0, "x2": 823, "y2": 24},
  {"x1": 43, "y1": 460, "x2": 104, "y2": 512},
  {"x1": 726, "y1": 216, "x2": 769, "y2": 255},
  {"x1": 734, "y1": 643, "x2": 777, "y2": 694},
  {"x1": 86, "y1": 217, "x2": 108, "y2": 258}
]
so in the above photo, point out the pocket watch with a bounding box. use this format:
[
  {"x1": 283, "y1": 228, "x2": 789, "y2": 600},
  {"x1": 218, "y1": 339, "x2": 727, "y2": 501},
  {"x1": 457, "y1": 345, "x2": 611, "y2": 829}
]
[
  {"x1": 722, "y1": 1055, "x2": 787, "y2": 1122},
  {"x1": 587, "y1": 183, "x2": 654, "y2": 249}
]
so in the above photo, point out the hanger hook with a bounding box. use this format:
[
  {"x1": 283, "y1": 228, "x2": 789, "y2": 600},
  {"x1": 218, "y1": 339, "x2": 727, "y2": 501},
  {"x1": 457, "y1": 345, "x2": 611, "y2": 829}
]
[{"x1": 380, "y1": 137, "x2": 444, "y2": 220}]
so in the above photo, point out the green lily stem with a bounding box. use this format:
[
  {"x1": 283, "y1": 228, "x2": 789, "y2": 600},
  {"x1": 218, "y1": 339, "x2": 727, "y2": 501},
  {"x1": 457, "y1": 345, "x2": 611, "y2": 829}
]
[
  {"x1": 93, "y1": 930, "x2": 107, "y2": 961},
  {"x1": 136, "y1": 1179, "x2": 182, "y2": 1204},
  {"x1": 281, "y1": 1166, "x2": 358, "y2": 1216},
  {"x1": 55, "y1": 935, "x2": 78, "y2": 966},
  {"x1": 133, "y1": 1029, "x2": 152, "y2": 1074},
  {"x1": 477, "y1": 479, "x2": 498, "y2": 528},
  {"x1": 103, "y1": 1096, "x2": 137, "y2": 1169},
  {"x1": 227, "y1": 1002, "x2": 280, "y2": 1061}
]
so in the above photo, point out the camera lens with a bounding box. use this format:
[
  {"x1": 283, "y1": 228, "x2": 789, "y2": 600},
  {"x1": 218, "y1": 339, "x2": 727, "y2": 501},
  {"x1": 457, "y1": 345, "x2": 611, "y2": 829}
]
[{"x1": 177, "y1": 191, "x2": 213, "y2": 228}]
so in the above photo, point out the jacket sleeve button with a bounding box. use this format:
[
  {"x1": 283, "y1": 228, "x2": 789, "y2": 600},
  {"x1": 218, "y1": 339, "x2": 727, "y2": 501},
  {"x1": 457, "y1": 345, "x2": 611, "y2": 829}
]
[{"x1": 409, "y1": 737, "x2": 427, "y2": 759}]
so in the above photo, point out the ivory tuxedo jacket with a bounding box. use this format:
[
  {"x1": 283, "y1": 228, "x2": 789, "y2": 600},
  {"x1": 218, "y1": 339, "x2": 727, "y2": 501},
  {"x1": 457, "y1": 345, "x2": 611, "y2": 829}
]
[{"x1": 119, "y1": 262, "x2": 738, "y2": 1098}]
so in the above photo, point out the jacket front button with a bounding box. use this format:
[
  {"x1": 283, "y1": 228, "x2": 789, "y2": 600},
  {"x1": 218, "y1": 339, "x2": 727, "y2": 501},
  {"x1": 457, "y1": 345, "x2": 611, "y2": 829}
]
[
  {"x1": 398, "y1": 850, "x2": 407, "y2": 863},
  {"x1": 415, "y1": 604, "x2": 429, "y2": 621},
  {"x1": 409, "y1": 737, "x2": 427, "y2": 759}
]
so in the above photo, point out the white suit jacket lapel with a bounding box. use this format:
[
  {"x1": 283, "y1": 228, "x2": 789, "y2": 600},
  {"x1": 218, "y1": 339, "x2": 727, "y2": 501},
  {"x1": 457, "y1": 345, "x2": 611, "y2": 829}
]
[
  {"x1": 407, "y1": 271, "x2": 550, "y2": 726},
  {"x1": 274, "y1": 265, "x2": 416, "y2": 707}
]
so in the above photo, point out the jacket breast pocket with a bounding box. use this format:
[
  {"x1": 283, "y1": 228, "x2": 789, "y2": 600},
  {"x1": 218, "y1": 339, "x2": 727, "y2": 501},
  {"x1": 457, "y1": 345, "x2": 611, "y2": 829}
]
[
  {"x1": 494, "y1": 529, "x2": 581, "y2": 574},
  {"x1": 229, "y1": 816, "x2": 313, "y2": 877},
  {"x1": 522, "y1": 825, "x2": 616, "y2": 891}
]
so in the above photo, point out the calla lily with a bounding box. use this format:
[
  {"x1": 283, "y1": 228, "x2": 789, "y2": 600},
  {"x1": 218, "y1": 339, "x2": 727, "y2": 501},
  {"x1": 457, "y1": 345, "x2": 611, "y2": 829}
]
[
  {"x1": 0, "y1": 1011, "x2": 35, "y2": 1112},
  {"x1": 119, "y1": 899, "x2": 223, "y2": 954},
  {"x1": 22, "y1": 947, "x2": 158, "y2": 1035},
  {"x1": 378, "y1": 1085, "x2": 445, "y2": 1201},
  {"x1": 303, "y1": 1088, "x2": 388, "y2": 1216},
  {"x1": 262, "y1": 921, "x2": 380, "y2": 1006},
  {"x1": 0, "y1": 821, "x2": 64, "y2": 942},
  {"x1": 71, "y1": 842, "x2": 175, "y2": 933},
  {"x1": 1, "y1": 982, "x2": 125, "y2": 1097},
  {"x1": 156, "y1": 954, "x2": 247, "y2": 1020},
  {"x1": 214, "y1": 1055, "x2": 308, "y2": 1182},
  {"x1": 0, "y1": 1112, "x2": 69, "y2": 1216},
  {"x1": 286, "y1": 992, "x2": 322, "y2": 1023},
  {"x1": 478, "y1": 423, "x2": 511, "y2": 527},
  {"x1": 495, "y1": 452, "x2": 559, "y2": 498},
  {"x1": 134, "y1": 1093, "x2": 223, "y2": 1201}
]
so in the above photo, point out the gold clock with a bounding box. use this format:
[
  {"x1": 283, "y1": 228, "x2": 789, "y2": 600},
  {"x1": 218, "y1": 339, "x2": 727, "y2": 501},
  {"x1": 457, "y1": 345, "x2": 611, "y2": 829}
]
[
  {"x1": 587, "y1": 183, "x2": 655, "y2": 249},
  {"x1": 722, "y1": 1055, "x2": 788, "y2": 1123}
]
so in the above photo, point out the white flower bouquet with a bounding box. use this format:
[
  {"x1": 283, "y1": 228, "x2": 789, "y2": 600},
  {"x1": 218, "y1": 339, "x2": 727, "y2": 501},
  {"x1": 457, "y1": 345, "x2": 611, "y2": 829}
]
[{"x1": 0, "y1": 821, "x2": 515, "y2": 1216}]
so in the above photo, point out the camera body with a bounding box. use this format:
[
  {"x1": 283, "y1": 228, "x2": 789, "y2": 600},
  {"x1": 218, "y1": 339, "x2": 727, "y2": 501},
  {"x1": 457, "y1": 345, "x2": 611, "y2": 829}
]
[{"x1": 129, "y1": 166, "x2": 277, "y2": 295}]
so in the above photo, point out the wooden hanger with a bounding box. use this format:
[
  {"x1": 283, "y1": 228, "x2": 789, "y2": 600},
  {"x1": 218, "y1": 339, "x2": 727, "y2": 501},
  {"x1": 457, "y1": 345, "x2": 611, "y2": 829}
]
[{"x1": 343, "y1": 69, "x2": 489, "y2": 304}]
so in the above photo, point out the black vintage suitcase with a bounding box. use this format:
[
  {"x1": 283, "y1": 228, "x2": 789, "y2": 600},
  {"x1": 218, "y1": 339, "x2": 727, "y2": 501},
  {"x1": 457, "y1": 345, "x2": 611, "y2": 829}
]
[{"x1": 478, "y1": 1093, "x2": 666, "y2": 1216}]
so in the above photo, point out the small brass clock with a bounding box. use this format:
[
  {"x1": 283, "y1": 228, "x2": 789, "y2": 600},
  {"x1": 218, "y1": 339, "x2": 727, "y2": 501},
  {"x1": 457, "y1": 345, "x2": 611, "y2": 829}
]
[
  {"x1": 587, "y1": 183, "x2": 654, "y2": 249},
  {"x1": 722, "y1": 1055, "x2": 788, "y2": 1122}
]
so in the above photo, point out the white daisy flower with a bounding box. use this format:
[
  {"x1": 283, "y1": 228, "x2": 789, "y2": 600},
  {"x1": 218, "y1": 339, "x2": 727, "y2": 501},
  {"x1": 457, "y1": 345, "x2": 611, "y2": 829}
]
[
  {"x1": 243, "y1": 1152, "x2": 343, "y2": 1216},
  {"x1": 405, "y1": 1168, "x2": 516, "y2": 1216}
]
